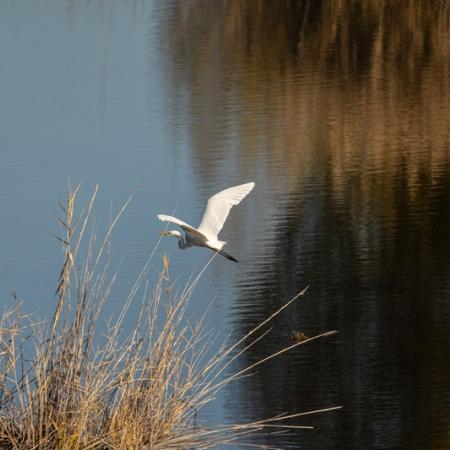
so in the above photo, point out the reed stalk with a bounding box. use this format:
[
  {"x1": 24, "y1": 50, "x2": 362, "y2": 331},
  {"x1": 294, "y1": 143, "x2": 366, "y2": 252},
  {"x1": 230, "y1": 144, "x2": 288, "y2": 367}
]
[{"x1": 0, "y1": 184, "x2": 340, "y2": 449}]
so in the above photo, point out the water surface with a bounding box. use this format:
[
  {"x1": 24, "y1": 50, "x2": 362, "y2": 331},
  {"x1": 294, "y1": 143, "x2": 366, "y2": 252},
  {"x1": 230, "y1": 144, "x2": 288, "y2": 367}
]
[{"x1": 1, "y1": 1, "x2": 450, "y2": 449}]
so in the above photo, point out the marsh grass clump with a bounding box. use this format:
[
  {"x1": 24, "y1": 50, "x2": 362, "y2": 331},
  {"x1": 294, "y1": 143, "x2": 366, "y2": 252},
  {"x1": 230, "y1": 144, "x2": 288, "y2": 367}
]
[{"x1": 0, "y1": 184, "x2": 339, "y2": 449}]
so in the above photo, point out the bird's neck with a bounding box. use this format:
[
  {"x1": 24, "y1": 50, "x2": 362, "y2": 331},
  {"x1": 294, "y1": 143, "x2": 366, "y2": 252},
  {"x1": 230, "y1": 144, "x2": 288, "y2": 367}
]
[{"x1": 177, "y1": 235, "x2": 186, "y2": 249}]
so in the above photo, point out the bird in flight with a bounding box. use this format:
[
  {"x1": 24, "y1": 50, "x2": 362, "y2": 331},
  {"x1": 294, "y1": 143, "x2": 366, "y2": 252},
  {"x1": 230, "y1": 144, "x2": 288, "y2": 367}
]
[{"x1": 157, "y1": 182, "x2": 255, "y2": 262}]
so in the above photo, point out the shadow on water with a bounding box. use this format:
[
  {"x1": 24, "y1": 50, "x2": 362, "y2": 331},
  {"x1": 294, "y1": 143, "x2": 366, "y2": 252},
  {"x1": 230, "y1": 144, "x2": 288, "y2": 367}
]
[{"x1": 159, "y1": 1, "x2": 450, "y2": 449}]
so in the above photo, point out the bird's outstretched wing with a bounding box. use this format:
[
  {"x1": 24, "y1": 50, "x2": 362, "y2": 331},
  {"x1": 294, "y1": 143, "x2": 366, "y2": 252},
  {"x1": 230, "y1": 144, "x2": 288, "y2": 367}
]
[
  {"x1": 157, "y1": 214, "x2": 198, "y2": 233},
  {"x1": 197, "y1": 182, "x2": 255, "y2": 240}
]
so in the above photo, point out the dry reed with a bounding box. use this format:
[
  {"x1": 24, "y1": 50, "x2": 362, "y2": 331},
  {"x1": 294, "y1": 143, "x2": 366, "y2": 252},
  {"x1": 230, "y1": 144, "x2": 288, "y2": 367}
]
[{"x1": 0, "y1": 184, "x2": 340, "y2": 449}]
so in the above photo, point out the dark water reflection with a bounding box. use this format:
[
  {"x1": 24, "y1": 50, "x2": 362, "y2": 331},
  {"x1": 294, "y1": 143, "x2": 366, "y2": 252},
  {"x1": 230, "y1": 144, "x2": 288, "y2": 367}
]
[
  {"x1": 1, "y1": 0, "x2": 449, "y2": 448},
  {"x1": 160, "y1": 1, "x2": 450, "y2": 448}
]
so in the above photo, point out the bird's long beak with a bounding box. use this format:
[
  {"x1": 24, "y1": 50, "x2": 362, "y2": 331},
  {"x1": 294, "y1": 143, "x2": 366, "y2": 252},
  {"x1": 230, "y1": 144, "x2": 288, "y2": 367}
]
[{"x1": 160, "y1": 231, "x2": 169, "y2": 237}]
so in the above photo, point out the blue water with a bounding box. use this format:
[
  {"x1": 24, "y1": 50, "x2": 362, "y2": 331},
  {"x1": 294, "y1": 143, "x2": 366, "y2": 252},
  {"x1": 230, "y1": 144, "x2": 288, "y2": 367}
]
[{"x1": 1, "y1": 1, "x2": 450, "y2": 449}]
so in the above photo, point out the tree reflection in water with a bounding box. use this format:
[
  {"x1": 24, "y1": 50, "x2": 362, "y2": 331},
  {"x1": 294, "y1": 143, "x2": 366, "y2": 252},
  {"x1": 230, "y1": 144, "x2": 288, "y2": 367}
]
[{"x1": 160, "y1": 1, "x2": 450, "y2": 448}]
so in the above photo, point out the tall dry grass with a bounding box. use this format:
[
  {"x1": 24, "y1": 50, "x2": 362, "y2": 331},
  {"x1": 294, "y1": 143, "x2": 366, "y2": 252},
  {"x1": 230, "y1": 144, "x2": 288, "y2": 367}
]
[{"x1": 0, "y1": 184, "x2": 339, "y2": 449}]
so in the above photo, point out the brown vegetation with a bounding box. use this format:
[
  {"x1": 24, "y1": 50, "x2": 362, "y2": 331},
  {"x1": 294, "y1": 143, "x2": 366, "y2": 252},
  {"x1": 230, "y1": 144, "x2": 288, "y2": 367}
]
[{"x1": 0, "y1": 185, "x2": 339, "y2": 449}]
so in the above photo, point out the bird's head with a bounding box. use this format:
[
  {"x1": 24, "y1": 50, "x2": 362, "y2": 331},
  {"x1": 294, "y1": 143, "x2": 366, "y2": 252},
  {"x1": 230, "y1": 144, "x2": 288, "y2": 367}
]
[{"x1": 160, "y1": 230, "x2": 182, "y2": 239}]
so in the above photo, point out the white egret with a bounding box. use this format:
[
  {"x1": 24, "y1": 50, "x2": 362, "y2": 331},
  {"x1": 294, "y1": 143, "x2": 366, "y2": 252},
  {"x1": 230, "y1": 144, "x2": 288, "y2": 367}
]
[{"x1": 157, "y1": 182, "x2": 255, "y2": 262}]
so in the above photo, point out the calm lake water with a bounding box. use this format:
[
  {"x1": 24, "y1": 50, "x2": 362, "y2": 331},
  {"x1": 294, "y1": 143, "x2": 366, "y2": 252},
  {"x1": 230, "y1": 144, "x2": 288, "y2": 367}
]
[{"x1": 1, "y1": 1, "x2": 450, "y2": 449}]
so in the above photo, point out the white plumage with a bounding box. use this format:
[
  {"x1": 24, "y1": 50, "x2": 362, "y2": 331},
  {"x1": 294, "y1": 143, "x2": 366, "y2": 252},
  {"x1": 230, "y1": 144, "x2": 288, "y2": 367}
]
[{"x1": 157, "y1": 182, "x2": 255, "y2": 262}]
